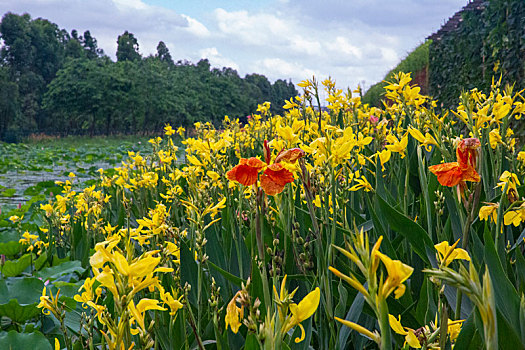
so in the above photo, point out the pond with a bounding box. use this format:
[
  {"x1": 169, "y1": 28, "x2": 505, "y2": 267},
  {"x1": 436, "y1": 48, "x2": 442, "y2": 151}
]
[{"x1": 0, "y1": 137, "x2": 155, "y2": 210}]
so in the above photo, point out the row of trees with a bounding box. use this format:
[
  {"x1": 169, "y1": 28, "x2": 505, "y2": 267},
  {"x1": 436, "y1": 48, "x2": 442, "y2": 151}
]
[{"x1": 0, "y1": 12, "x2": 297, "y2": 141}]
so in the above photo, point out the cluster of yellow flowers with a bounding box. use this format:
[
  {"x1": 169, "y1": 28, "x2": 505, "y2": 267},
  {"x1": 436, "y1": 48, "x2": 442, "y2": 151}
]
[{"x1": 30, "y1": 70, "x2": 524, "y2": 349}]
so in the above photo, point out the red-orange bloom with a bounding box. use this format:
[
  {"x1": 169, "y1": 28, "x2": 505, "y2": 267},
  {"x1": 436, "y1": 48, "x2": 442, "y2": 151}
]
[
  {"x1": 429, "y1": 138, "x2": 481, "y2": 187},
  {"x1": 260, "y1": 163, "x2": 295, "y2": 196},
  {"x1": 226, "y1": 157, "x2": 266, "y2": 186},
  {"x1": 227, "y1": 142, "x2": 305, "y2": 195}
]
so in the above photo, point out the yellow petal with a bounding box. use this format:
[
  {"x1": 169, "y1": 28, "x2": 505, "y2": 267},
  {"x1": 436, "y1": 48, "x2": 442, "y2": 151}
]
[
  {"x1": 294, "y1": 323, "x2": 306, "y2": 343},
  {"x1": 389, "y1": 314, "x2": 408, "y2": 335},
  {"x1": 290, "y1": 287, "x2": 320, "y2": 322},
  {"x1": 406, "y1": 330, "x2": 421, "y2": 348}
]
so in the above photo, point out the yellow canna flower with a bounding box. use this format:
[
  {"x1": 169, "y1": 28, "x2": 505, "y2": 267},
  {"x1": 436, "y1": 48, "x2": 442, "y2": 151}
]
[
  {"x1": 497, "y1": 171, "x2": 520, "y2": 195},
  {"x1": 385, "y1": 134, "x2": 408, "y2": 158},
  {"x1": 479, "y1": 203, "x2": 498, "y2": 223},
  {"x1": 448, "y1": 319, "x2": 464, "y2": 342},
  {"x1": 434, "y1": 239, "x2": 470, "y2": 267},
  {"x1": 408, "y1": 126, "x2": 438, "y2": 152},
  {"x1": 128, "y1": 299, "x2": 166, "y2": 334},
  {"x1": 349, "y1": 174, "x2": 374, "y2": 192},
  {"x1": 55, "y1": 338, "x2": 60, "y2": 350},
  {"x1": 489, "y1": 129, "x2": 502, "y2": 149},
  {"x1": 388, "y1": 314, "x2": 421, "y2": 348},
  {"x1": 377, "y1": 149, "x2": 392, "y2": 172},
  {"x1": 225, "y1": 291, "x2": 244, "y2": 333},
  {"x1": 284, "y1": 287, "x2": 321, "y2": 343},
  {"x1": 164, "y1": 124, "x2": 175, "y2": 136},
  {"x1": 504, "y1": 208, "x2": 525, "y2": 226},
  {"x1": 375, "y1": 251, "x2": 413, "y2": 299}
]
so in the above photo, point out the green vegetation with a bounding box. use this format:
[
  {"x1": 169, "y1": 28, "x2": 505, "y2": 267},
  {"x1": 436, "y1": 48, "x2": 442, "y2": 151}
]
[
  {"x1": 0, "y1": 12, "x2": 297, "y2": 142},
  {"x1": 429, "y1": 0, "x2": 525, "y2": 109},
  {"x1": 362, "y1": 40, "x2": 430, "y2": 107},
  {"x1": 0, "y1": 135, "x2": 155, "y2": 208}
]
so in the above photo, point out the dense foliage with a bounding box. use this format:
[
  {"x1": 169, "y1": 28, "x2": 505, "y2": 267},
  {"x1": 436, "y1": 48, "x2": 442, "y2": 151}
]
[
  {"x1": 0, "y1": 12, "x2": 297, "y2": 141},
  {"x1": 1, "y1": 73, "x2": 525, "y2": 349},
  {"x1": 429, "y1": 0, "x2": 525, "y2": 110},
  {"x1": 362, "y1": 41, "x2": 430, "y2": 107}
]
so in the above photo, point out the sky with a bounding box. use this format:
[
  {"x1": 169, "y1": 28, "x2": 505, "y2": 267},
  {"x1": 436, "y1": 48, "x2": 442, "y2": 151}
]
[{"x1": 0, "y1": 0, "x2": 467, "y2": 91}]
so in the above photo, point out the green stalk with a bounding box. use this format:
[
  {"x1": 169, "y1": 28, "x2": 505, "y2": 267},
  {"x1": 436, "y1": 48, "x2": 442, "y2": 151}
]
[
  {"x1": 255, "y1": 190, "x2": 271, "y2": 309},
  {"x1": 417, "y1": 147, "x2": 433, "y2": 240},
  {"x1": 377, "y1": 297, "x2": 392, "y2": 350}
]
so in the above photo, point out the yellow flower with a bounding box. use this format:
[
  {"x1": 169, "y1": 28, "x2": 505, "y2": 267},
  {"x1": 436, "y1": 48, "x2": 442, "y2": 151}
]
[
  {"x1": 489, "y1": 129, "x2": 502, "y2": 149},
  {"x1": 225, "y1": 291, "x2": 244, "y2": 333},
  {"x1": 164, "y1": 124, "x2": 175, "y2": 136},
  {"x1": 9, "y1": 215, "x2": 21, "y2": 223},
  {"x1": 55, "y1": 338, "x2": 60, "y2": 350},
  {"x1": 479, "y1": 203, "x2": 498, "y2": 223},
  {"x1": 284, "y1": 287, "x2": 320, "y2": 343},
  {"x1": 377, "y1": 149, "x2": 391, "y2": 172},
  {"x1": 375, "y1": 251, "x2": 413, "y2": 299},
  {"x1": 497, "y1": 171, "x2": 520, "y2": 194},
  {"x1": 74, "y1": 277, "x2": 96, "y2": 307},
  {"x1": 388, "y1": 314, "x2": 421, "y2": 348},
  {"x1": 128, "y1": 299, "x2": 166, "y2": 334},
  {"x1": 385, "y1": 134, "x2": 408, "y2": 158},
  {"x1": 349, "y1": 174, "x2": 374, "y2": 192},
  {"x1": 517, "y1": 151, "x2": 525, "y2": 163},
  {"x1": 448, "y1": 319, "x2": 464, "y2": 342},
  {"x1": 434, "y1": 239, "x2": 470, "y2": 267},
  {"x1": 40, "y1": 203, "x2": 54, "y2": 216},
  {"x1": 504, "y1": 207, "x2": 525, "y2": 226},
  {"x1": 408, "y1": 126, "x2": 438, "y2": 152}
]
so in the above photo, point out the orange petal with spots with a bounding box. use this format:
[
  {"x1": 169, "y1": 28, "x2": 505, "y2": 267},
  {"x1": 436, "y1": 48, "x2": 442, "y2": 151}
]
[
  {"x1": 260, "y1": 163, "x2": 294, "y2": 195},
  {"x1": 226, "y1": 157, "x2": 266, "y2": 186},
  {"x1": 429, "y1": 162, "x2": 464, "y2": 187}
]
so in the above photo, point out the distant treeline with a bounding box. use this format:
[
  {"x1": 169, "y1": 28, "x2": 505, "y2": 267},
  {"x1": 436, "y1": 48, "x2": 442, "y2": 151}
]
[{"x1": 0, "y1": 12, "x2": 297, "y2": 142}]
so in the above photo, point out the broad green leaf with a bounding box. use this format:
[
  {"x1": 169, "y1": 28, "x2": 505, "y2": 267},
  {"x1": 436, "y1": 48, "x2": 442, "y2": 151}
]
[
  {"x1": 0, "y1": 277, "x2": 44, "y2": 322},
  {"x1": 2, "y1": 253, "x2": 32, "y2": 277},
  {"x1": 484, "y1": 230, "x2": 521, "y2": 335},
  {"x1": 0, "y1": 331, "x2": 52, "y2": 350},
  {"x1": 35, "y1": 260, "x2": 85, "y2": 281},
  {"x1": 375, "y1": 195, "x2": 434, "y2": 264}
]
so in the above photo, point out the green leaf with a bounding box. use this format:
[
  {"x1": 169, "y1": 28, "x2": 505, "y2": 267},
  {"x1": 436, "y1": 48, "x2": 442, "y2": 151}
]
[
  {"x1": 2, "y1": 253, "x2": 32, "y2": 277},
  {"x1": 0, "y1": 277, "x2": 44, "y2": 322},
  {"x1": 375, "y1": 195, "x2": 434, "y2": 264},
  {"x1": 35, "y1": 260, "x2": 85, "y2": 281},
  {"x1": 208, "y1": 261, "x2": 246, "y2": 287},
  {"x1": 454, "y1": 313, "x2": 482, "y2": 349},
  {"x1": 0, "y1": 331, "x2": 52, "y2": 350},
  {"x1": 484, "y1": 229, "x2": 521, "y2": 336}
]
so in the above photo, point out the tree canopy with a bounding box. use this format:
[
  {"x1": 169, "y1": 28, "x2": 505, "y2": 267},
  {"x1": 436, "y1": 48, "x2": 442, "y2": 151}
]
[{"x1": 0, "y1": 12, "x2": 297, "y2": 141}]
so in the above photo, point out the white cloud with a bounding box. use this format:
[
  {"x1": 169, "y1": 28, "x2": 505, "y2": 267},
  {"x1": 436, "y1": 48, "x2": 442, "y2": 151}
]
[
  {"x1": 0, "y1": 0, "x2": 466, "y2": 90},
  {"x1": 199, "y1": 47, "x2": 239, "y2": 71},
  {"x1": 256, "y1": 58, "x2": 316, "y2": 82}
]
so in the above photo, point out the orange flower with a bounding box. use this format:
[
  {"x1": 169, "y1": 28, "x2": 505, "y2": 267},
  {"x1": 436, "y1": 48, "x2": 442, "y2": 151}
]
[
  {"x1": 226, "y1": 157, "x2": 266, "y2": 186},
  {"x1": 429, "y1": 138, "x2": 480, "y2": 187},
  {"x1": 227, "y1": 141, "x2": 305, "y2": 195},
  {"x1": 260, "y1": 163, "x2": 295, "y2": 195},
  {"x1": 455, "y1": 138, "x2": 480, "y2": 169}
]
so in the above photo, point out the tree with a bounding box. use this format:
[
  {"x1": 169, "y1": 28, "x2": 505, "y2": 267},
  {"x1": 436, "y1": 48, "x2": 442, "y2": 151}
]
[
  {"x1": 116, "y1": 31, "x2": 141, "y2": 62},
  {"x1": 64, "y1": 29, "x2": 84, "y2": 58},
  {"x1": 82, "y1": 30, "x2": 103, "y2": 59},
  {"x1": 156, "y1": 41, "x2": 173, "y2": 65}
]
